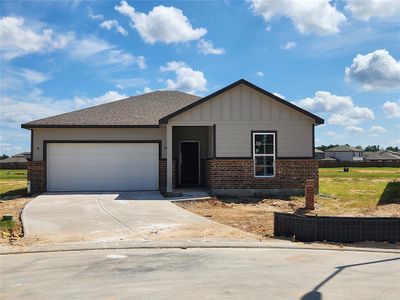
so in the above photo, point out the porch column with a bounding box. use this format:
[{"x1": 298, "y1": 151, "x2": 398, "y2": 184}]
[{"x1": 166, "y1": 123, "x2": 173, "y2": 193}]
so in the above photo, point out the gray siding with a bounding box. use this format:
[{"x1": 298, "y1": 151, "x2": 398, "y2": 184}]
[
  {"x1": 32, "y1": 128, "x2": 166, "y2": 161},
  {"x1": 169, "y1": 84, "x2": 315, "y2": 158}
]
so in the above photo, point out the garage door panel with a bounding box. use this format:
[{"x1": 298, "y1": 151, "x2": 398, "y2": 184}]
[{"x1": 47, "y1": 143, "x2": 159, "y2": 191}]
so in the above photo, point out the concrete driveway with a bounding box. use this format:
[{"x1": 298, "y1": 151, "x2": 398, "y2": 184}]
[{"x1": 22, "y1": 192, "x2": 255, "y2": 244}]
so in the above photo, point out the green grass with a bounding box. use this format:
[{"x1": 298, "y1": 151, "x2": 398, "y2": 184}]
[
  {"x1": 0, "y1": 220, "x2": 16, "y2": 229},
  {"x1": 0, "y1": 169, "x2": 27, "y2": 199},
  {"x1": 318, "y1": 167, "x2": 400, "y2": 211}
]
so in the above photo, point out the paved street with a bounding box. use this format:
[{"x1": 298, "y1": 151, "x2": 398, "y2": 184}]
[{"x1": 1, "y1": 248, "x2": 399, "y2": 300}]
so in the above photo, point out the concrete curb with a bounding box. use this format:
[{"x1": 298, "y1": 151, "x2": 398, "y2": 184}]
[
  {"x1": 1, "y1": 240, "x2": 399, "y2": 255},
  {"x1": 20, "y1": 197, "x2": 35, "y2": 238}
]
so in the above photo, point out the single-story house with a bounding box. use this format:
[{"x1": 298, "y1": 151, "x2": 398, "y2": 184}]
[
  {"x1": 0, "y1": 152, "x2": 31, "y2": 169},
  {"x1": 364, "y1": 151, "x2": 400, "y2": 162},
  {"x1": 324, "y1": 145, "x2": 363, "y2": 162},
  {"x1": 314, "y1": 148, "x2": 325, "y2": 160},
  {"x1": 22, "y1": 79, "x2": 324, "y2": 196}
]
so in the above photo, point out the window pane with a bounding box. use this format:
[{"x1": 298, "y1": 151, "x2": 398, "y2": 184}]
[
  {"x1": 255, "y1": 156, "x2": 274, "y2": 176},
  {"x1": 255, "y1": 156, "x2": 273, "y2": 166},
  {"x1": 254, "y1": 134, "x2": 274, "y2": 154}
]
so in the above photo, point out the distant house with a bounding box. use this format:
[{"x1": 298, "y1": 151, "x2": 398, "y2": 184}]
[
  {"x1": 314, "y1": 148, "x2": 325, "y2": 160},
  {"x1": 324, "y1": 145, "x2": 363, "y2": 162},
  {"x1": 0, "y1": 151, "x2": 31, "y2": 169},
  {"x1": 364, "y1": 150, "x2": 400, "y2": 162}
]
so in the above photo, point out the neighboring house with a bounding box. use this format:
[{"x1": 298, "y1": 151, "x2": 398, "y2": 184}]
[
  {"x1": 364, "y1": 151, "x2": 400, "y2": 162},
  {"x1": 314, "y1": 148, "x2": 325, "y2": 160},
  {"x1": 324, "y1": 145, "x2": 363, "y2": 162},
  {"x1": 0, "y1": 152, "x2": 31, "y2": 169},
  {"x1": 22, "y1": 79, "x2": 324, "y2": 196}
]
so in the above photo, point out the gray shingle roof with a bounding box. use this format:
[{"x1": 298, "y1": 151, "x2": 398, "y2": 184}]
[
  {"x1": 364, "y1": 151, "x2": 400, "y2": 161},
  {"x1": 22, "y1": 91, "x2": 200, "y2": 128},
  {"x1": 325, "y1": 145, "x2": 362, "y2": 152}
]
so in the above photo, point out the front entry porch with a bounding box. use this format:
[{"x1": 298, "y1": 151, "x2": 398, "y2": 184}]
[{"x1": 165, "y1": 125, "x2": 214, "y2": 193}]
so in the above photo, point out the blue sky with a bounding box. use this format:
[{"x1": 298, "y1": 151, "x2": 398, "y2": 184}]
[{"x1": 1, "y1": 0, "x2": 399, "y2": 155}]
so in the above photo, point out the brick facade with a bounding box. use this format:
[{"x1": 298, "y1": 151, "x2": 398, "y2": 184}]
[
  {"x1": 27, "y1": 158, "x2": 317, "y2": 195},
  {"x1": 159, "y1": 159, "x2": 177, "y2": 192},
  {"x1": 27, "y1": 161, "x2": 46, "y2": 194},
  {"x1": 206, "y1": 159, "x2": 319, "y2": 194}
]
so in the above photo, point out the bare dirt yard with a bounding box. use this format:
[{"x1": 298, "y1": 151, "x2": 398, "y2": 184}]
[
  {"x1": 176, "y1": 167, "x2": 400, "y2": 244},
  {"x1": 0, "y1": 197, "x2": 31, "y2": 245}
]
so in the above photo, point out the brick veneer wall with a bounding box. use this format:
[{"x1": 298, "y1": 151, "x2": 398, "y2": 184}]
[
  {"x1": 27, "y1": 161, "x2": 46, "y2": 194},
  {"x1": 206, "y1": 159, "x2": 319, "y2": 194},
  {"x1": 159, "y1": 159, "x2": 177, "y2": 192}
]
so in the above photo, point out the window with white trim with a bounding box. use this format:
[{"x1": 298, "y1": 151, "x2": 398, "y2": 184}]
[{"x1": 253, "y1": 132, "x2": 275, "y2": 177}]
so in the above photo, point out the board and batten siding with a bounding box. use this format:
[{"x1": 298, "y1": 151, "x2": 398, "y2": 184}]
[
  {"x1": 32, "y1": 128, "x2": 166, "y2": 161},
  {"x1": 168, "y1": 84, "x2": 315, "y2": 158}
]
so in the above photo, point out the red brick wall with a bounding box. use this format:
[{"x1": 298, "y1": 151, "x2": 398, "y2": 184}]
[
  {"x1": 206, "y1": 159, "x2": 319, "y2": 193},
  {"x1": 27, "y1": 161, "x2": 46, "y2": 194},
  {"x1": 159, "y1": 159, "x2": 177, "y2": 192}
]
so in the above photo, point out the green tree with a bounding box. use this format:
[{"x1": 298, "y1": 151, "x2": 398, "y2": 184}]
[
  {"x1": 386, "y1": 146, "x2": 399, "y2": 152},
  {"x1": 364, "y1": 145, "x2": 380, "y2": 152},
  {"x1": 0, "y1": 154, "x2": 9, "y2": 160}
]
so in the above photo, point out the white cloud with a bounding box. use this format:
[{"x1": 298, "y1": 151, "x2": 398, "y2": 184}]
[
  {"x1": 115, "y1": 1, "x2": 207, "y2": 44},
  {"x1": 136, "y1": 86, "x2": 153, "y2": 95},
  {"x1": 281, "y1": 41, "x2": 296, "y2": 50},
  {"x1": 18, "y1": 69, "x2": 48, "y2": 84},
  {"x1": 382, "y1": 101, "x2": 400, "y2": 118},
  {"x1": 87, "y1": 6, "x2": 104, "y2": 20},
  {"x1": 2, "y1": 68, "x2": 49, "y2": 90},
  {"x1": 0, "y1": 16, "x2": 73, "y2": 60},
  {"x1": 369, "y1": 125, "x2": 387, "y2": 136},
  {"x1": 294, "y1": 91, "x2": 353, "y2": 113},
  {"x1": 249, "y1": 0, "x2": 346, "y2": 36},
  {"x1": 273, "y1": 92, "x2": 285, "y2": 99},
  {"x1": 345, "y1": 49, "x2": 400, "y2": 91},
  {"x1": 265, "y1": 26, "x2": 272, "y2": 31},
  {"x1": 160, "y1": 61, "x2": 207, "y2": 94},
  {"x1": 1, "y1": 91, "x2": 127, "y2": 125},
  {"x1": 113, "y1": 77, "x2": 149, "y2": 90},
  {"x1": 326, "y1": 131, "x2": 345, "y2": 140},
  {"x1": 346, "y1": 126, "x2": 364, "y2": 134},
  {"x1": 294, "y1": 91, "x2": 374, "y2": 126},
  {"x1": 100, "y1": 20, "x2": 128, "y2": 36},
  {"x1": 73, "y1": 91, "x2": 127, "y2": 108},
  {"x1": 197, "y1": 39, "x2": 224, "y2": 55},
  {"x1": 1, "y1": 96, "x2": 62, "y2": 124},
  {"x1": 328, "y1": 106, "x2": 375, "y2": 125},
  {"x1": 0, "y1": 143, "x2": 21, "y2": 153},
  {"x1": 69, "y1": 36, "x2": 146, "y2": 69},
  {"x1": 256, "y1": 71, "x2": 264, "y2": 77},
  {"x1": 345, "y1": 0, "x2": 400, "y2": 21}
]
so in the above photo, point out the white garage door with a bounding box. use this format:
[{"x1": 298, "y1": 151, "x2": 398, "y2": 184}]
[{"x1": 46, "y1": 143, "x2": 159, "y2": 192}]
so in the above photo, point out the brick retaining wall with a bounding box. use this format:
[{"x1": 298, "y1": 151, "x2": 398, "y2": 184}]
[{"x1": 207, "y1": 159, "x2": 319, "y2": 193}]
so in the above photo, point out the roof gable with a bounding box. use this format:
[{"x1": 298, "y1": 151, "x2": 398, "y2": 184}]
[{"x1": 160, "y1": 79, "x2": 324, "y2": 125}]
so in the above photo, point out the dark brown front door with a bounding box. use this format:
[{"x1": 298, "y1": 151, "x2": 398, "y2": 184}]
[{"x1": 179, "y1": 141, "x2": 200, "y2": 185}]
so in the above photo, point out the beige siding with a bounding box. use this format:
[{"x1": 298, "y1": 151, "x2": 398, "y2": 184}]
[
  {"x1": 172, "y1": 127, "x2": 208, "y2": 159},
  {"x1": 32, "y1": 128, "x2": 166, "y2": 161},
  {"x1": 169, "y1": 84, "x2": 315, "y2": 158}
]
